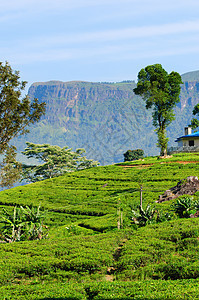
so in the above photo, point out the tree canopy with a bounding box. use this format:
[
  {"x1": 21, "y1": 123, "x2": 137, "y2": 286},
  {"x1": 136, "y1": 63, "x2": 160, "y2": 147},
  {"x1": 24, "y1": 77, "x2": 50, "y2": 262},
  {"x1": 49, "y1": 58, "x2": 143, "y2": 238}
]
[
  {"x1": 123, "y1": 149, "x2": 144, "y2": 162},
  {"x1": 0, "y1": 61, "x2": 46, "y2": 187},
  {"x1": 0, "y1": 61, "x2": 46, "y2": 153},
  {"x1": 133, "y1": 64, "x2": 182, "y2": 156},
  {"x1": 189, "y1": 103, "x2": 199, "y2": 130},
  {"x1": 21, "y1": 143, "x2": 99, "y2": 182}
]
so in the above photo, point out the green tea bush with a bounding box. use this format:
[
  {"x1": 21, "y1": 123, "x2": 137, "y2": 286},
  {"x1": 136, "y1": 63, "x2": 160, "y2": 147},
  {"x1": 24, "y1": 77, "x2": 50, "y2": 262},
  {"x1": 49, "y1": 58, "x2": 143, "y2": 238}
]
[
  {"x1": 116, "y1": 219, "x2": 199, "y2": 281},
  {"x1": 0, "y1": 231, "x2": 121, "y2": 284},
  {"x1": 1, "y1": 279, "x2": 199, "y2": 299},
  {"x1": 0, "y1": 152, "x2": 199, "y2": 297},
  {"x1": 86, "y1": 280, "x2": 199, "y2": 299},
  {"x1": 0, "y1": 281, "x2": 87, "y2": 299}
]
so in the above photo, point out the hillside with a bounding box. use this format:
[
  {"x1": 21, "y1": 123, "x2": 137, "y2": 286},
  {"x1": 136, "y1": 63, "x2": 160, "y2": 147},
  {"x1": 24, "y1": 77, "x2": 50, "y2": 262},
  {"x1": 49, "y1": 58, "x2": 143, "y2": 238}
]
[
  {"x1": 12, "y1": 72, "x2": 199, "y2": 165},
  {"x1": 0, "y1": 152, "x2": 199, "y2": 299},
  {"x1": 181, "y1": 70, "x2": 199, "y2": 81}
]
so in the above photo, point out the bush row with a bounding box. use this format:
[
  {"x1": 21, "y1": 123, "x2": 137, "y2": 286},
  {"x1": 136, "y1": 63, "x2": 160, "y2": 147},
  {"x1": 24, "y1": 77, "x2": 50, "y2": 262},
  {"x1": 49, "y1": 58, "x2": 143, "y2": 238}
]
[{"x1": 1, "y1": 279, "x2": 199, "y2": 299}]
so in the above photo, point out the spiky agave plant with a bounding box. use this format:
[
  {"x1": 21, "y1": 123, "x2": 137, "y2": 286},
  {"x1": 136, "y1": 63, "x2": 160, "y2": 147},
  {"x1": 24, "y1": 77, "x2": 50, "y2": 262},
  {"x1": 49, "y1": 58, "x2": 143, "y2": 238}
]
[
  {"x1": 132, "y1": 205, "x2": 156, "y2": 227},
  {"x1": 171, "y1": 196, "x2": 194, "y2": 218},
  {"x1": 0, "y1": 205, "x2": 48, "y2": 242},
  {"x1": 20, "y1": 205, "x2": 48, "y2": 240},
  {"x1": 0, "y1": 206, "x2": 26, "y2": 242}
]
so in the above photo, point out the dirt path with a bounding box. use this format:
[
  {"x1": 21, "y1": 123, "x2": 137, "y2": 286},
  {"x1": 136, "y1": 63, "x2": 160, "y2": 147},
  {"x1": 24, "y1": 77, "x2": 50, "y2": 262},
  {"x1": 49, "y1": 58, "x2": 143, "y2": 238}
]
[
  {"x1": 105, "y1": 239, "x2": 128, "y2": 282},
  {"x1": 119, "y1": 161, "x2": 199, "y2": 168},
  {"x1": 172, "y1": 161, "x2": 199, "y2": 164}
]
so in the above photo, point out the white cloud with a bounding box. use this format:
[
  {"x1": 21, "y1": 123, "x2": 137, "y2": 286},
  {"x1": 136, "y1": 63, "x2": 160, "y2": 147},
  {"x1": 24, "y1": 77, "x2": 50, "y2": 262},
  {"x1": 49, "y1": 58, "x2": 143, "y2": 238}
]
[
  {"x1": 81, "y1": 20, "x2": 199, "y2": 41},
  {"x1": 5, "y1": 33, "x2": 199, "y2": 66},
  {"x1": 0, "y1": 0, "x2": 132, "y2": 12},
  {"x1": 1, "y1": 0, "x2": 199, "y2": 21},
  {"x1": 1, "y1": 0, "x2": 198, "y2": 10},
  {"x1": 3, "y1": 17, "x2": 199, "y2": 66},
  {"x1": 2, "y1": 1, "x2": 199, "y2": 70},
  {"x1": 18, "y1": 19, "x2": 199, "y2": 49}
]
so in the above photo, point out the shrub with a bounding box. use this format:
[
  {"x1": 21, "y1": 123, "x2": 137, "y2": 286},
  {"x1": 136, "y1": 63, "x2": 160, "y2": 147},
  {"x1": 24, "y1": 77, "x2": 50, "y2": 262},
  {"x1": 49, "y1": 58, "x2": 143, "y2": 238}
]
[{"x1": 123, "y1": 149, "x2": 144, "y2": 162}]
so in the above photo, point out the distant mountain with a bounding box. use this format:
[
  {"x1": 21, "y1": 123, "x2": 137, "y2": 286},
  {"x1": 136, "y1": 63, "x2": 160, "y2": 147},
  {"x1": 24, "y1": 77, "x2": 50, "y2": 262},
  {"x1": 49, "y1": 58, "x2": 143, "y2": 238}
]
[
  {"x1": 12, "y1": 72, "x2": 199, "y2": 165},
  {"x1": 181, "y1": 70, "x2": 199, "y2": 81}
]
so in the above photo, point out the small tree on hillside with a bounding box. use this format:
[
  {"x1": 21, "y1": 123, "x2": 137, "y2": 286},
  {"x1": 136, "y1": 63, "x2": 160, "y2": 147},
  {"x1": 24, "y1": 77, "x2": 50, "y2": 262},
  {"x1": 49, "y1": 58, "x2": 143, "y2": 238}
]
[
  {"x1": 133, "y1": 64, "x2": 182, "y2": 156},
  {"x1": 123, "y1": 149, "x2": 144, "y2": 162},
  {"x1": 21, "y1": 142, "x2": 99, "y2": 182}
]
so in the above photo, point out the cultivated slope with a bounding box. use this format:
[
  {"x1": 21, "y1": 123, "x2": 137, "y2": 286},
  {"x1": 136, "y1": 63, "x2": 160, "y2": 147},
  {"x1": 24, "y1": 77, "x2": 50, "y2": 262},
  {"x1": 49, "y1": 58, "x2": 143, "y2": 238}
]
[{"x1": 0, "y1": 153, "x2": 199, "y2": 299}]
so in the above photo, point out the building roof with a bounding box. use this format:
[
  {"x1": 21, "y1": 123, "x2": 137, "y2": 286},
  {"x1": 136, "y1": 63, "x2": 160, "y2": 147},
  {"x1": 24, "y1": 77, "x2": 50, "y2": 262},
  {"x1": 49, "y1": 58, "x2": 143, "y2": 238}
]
[{"x1": 175, "y1": 130, "x2": 199, "y2": 142}]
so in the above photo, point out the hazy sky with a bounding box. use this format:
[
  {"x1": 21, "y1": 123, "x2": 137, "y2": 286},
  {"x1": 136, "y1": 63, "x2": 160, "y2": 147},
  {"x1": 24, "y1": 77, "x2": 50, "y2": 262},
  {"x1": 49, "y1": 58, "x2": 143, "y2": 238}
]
[{"x1": 1, "y1": 0, "x2": 199, "y2": 91}]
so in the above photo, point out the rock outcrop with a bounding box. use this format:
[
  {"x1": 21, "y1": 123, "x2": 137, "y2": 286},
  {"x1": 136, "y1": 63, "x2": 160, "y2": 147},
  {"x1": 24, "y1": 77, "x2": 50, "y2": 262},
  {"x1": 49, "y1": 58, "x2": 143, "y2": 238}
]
[{"x1": 157, "y1": 176, "x2": 199, "y2": 203}]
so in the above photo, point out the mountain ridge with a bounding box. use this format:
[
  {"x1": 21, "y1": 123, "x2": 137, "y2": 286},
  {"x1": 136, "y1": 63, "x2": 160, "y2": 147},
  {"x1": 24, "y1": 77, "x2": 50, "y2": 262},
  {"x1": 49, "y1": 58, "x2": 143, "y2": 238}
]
[
  {"x1": 12, "y1": 70, "x2": 199, "y2": 165},
  {"x1": 181, "y1": 70, "x2": 199, "y2": 81}
]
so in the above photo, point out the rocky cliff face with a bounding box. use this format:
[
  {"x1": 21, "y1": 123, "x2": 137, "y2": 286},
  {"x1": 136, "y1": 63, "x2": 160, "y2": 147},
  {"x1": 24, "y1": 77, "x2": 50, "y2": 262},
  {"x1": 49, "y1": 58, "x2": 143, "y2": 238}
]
[
  {"x1": 28, "y1": 81, "x2": 138, "y2": 127},
  {"x1": 27, "y1": 81, "x2": 154, "y2": 164},
  {"x1": 13, "y1": 74, "x2": 199, "y2": 165},
  {"x1": 179, "y1": 81, "x2": 199, "y2": 109}
]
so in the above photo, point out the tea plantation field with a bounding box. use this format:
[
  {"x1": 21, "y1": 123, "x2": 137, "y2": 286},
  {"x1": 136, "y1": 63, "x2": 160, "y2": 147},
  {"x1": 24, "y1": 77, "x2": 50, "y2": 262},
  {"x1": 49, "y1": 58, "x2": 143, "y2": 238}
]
[{"x1": 0, "y1": 152, "x2": 199, "y2": 299}]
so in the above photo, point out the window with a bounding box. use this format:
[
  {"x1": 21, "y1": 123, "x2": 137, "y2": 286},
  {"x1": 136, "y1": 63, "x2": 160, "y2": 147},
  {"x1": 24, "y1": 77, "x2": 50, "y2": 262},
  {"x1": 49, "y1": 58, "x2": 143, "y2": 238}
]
[{"x1": 189, "y1": 140, "x2": 194, "y2": 147}]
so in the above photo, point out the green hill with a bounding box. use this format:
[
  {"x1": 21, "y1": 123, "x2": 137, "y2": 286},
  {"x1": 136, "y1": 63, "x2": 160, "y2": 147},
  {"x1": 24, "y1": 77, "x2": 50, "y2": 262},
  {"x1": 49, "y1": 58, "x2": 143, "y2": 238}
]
[
  {"x1": 0, "y1": 152, "x2": 199, "y2": 299},
  {"x1": 12, "y1": 73, "x2": 199, "y2": 165},
  {"x1": 181, "y1": 70, "x2": 199, "y2": 81}
]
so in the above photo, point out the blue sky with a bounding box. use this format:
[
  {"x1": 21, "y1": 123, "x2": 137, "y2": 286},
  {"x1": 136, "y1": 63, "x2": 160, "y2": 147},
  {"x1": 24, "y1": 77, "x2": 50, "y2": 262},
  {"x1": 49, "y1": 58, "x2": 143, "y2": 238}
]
[{"x1": 1, "y1": 0, "x2": 199, "y2": 92}]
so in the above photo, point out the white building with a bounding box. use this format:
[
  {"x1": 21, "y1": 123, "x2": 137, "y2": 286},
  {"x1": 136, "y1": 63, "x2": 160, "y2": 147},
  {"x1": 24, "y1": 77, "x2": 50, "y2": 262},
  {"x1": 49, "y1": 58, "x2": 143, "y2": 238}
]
[{"x1": 168, "y1": 127, "x2": 199, "y2": 154}]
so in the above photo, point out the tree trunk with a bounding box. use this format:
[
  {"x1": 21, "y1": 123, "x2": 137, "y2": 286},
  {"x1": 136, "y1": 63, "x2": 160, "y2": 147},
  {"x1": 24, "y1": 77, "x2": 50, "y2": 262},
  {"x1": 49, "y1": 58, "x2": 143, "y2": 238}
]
[
  {"x1": 140, "y1": 185, "x2": 143, "y2": 209},
  {"x1": 157, "y1": 125, "x2": 167, "y2": 157}
]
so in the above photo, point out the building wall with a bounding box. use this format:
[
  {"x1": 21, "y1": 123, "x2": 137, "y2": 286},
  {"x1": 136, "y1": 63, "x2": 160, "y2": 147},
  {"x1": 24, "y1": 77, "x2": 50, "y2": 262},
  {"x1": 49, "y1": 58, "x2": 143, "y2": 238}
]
[
  {"x1": 181, "y1": 138, "x2": 199, "y2": 147},
  {"x1": 169, "y1": 137, "x2": 199, "y2": 154}
]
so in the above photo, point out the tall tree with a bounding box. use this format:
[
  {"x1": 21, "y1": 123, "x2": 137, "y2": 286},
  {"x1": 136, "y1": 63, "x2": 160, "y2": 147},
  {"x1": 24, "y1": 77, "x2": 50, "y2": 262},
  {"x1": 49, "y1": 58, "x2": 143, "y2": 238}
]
[
  {"x1": 21, "y1": 143, "x2": 99, "y2": 182},
  {"x1": 0, "y1": 61, "x2": 46, "y2": 187},
  {"x1": 133, "y1": 64, "x2": 182, "y2": 156}
]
